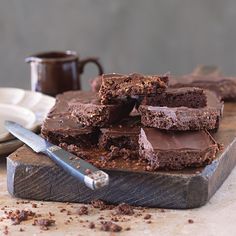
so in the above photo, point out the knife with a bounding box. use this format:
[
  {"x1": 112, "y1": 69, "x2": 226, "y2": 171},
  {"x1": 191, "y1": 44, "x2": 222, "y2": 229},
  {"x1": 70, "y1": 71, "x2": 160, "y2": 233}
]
[{"x1": 5, "y1": 120, "x2": 109, "y2": 190}]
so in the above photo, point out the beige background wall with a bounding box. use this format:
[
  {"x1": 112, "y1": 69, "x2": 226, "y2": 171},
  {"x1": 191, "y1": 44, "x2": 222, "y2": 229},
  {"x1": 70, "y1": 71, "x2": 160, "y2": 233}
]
[{"x1": 0, "y1": 0, "x2": 236, "y2": 90}]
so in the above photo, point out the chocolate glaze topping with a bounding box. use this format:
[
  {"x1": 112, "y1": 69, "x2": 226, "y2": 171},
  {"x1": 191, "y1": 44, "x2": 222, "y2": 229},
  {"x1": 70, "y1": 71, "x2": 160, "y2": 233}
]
[{"x1": 141, "y1": 128, "x2": 215, "y2": 151}]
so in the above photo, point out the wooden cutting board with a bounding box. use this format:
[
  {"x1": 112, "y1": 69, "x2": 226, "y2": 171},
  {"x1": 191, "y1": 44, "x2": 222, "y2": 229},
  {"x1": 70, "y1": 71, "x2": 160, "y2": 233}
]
[{"x1": 6, "y1": 103, "x2": 236, "y2": 209}]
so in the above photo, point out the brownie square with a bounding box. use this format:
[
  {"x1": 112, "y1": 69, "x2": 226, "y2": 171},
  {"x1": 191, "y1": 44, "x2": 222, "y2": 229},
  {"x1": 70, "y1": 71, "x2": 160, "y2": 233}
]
[
  {"x1": 142, "y1": 87, "x2": 207, "y2": 108},
  {"x1": 99, "y1": 116, "x2": 141, "y2": 159},
  {"x1": 41, "y1": 91, "x2": 100, "y2": 148},
  {"x1": 41, "y1": 114, "x2": 99, "y2": 148},
  {"x1": 139, "y1": 89, "x2": 223, "y2": 131},
  {"x1": 99, "y1": 73, "x2": 168, "y2": 104},
  {"x1": 68, "y1": 91, "x2": 135, "y2": 127},
  {"x1": 139, "y1": 127, "x2": 219, "y2": 170},
  {"x1": 170, "y1": 75, "x2": 236, "y2": 101}
]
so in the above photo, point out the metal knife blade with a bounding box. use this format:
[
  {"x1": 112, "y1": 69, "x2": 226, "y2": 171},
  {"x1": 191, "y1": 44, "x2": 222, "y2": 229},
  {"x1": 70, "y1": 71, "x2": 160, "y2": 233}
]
[
  {"x1": 5, "y1": 121, "x2": 51, "y2": 153},
  {"x1": 4, "y1": 120, "x2": 109, "y2": 190}
]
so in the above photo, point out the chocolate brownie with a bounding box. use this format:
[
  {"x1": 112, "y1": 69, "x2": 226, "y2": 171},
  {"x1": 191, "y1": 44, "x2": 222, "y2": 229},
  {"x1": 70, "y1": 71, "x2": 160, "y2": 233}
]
[
  {"x1": 139, "y1": 89, "x2": 223, "y2": 130},
  {"x1": 142, "y1": 87, "x2": 207, "y2": 108},
  {"x1": 139, "y1": 127, "x2": 219, "y2": 170},
  {"x1": 41, "y1": 91, "x2": 99, "y2": 148},
  {"x1": 170, "y1": 75, "x2": 236, "y2": 101},
  {"x1": 99, "y1": 116, "x2": 141, "y2": 159},
  {"x1": 68, "y1": 91, "x2": 135, "y2": 127},
  {"x1": 99, "y1": 73, "x2": 168, "y2": 104},
  {"x1": 41, "y1": 114, "x2": 99, "y2": 148},
  {"x1": 47, "y1": 91, "x2": 77, "y2": 115}
]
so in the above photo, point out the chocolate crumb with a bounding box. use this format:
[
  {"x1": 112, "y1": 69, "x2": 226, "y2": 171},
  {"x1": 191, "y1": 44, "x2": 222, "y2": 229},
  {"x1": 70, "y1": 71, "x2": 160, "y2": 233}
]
[
  {"x1": 66, "y1": 210, "x2": 72, "y2": 215},
  {"x1": 115, "y1": 203, "x2": 134, "y2": 215},
  {"x1": 110, "y1": 216, "x2": 119, "y2": 222},
  {"x1": 19, "y1": 228, "x2": 24, "y2": 232},
  {"x1": 125, "y1": 227, "x2": 131, "y2": 231},
  {"x1": 90, "y1": 199, "x2": 115, "y2": 210},
  {"x1": 34, "y1": 219, "x2": 55, "y2": 230},
  {"x1": 100, "y1": 221, "x2": 122, "y2": 232},
  {"x1": 77, "y1": 206, "x2": 88, "y2": 215},
  {"x1": 31, "y1": 203, "x2": 37, "y2": 208},
  {"x1": 91, "y1": 199, "x2": 106, "y2": 210},
  {"x1": 135, "y1": 212, "x2": 142, "y2": 217},
  {"x1": 188, "y1": 219, "x2": 194, "y2": 224},
  {"x1": 49, "y1": 212, "x2": 55, "y2": 217},
  {"x1": 89, "y1": 222, "x2": 95, "y2": 229},
  {"x1": 144, "y1": 214, "x2": 152, "y2": 220},
  {"x1": 147, "y1": 220, "x2": 152, "y2": 224},
  {"x1": 5, "y1": 209, "x2": 35, "y2": 225}
]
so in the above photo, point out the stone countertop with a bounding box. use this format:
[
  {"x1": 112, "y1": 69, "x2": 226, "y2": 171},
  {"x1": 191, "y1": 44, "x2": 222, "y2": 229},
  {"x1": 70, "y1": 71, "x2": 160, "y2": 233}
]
[{"x1": 0, "y1": 157, "x2": 236, "y2": 236}]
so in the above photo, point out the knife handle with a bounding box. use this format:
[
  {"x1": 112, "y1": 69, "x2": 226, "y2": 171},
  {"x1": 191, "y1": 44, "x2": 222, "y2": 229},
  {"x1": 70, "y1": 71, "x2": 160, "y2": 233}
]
[{"x1": 45, "y1": 145, "x2": 109, "y2": 190}]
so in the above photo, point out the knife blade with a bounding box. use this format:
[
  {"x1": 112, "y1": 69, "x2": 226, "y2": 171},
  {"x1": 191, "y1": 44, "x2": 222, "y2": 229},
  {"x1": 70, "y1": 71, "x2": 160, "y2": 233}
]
[{"x1": 5, "y1": 120, "x2": 109, "y2": 190}]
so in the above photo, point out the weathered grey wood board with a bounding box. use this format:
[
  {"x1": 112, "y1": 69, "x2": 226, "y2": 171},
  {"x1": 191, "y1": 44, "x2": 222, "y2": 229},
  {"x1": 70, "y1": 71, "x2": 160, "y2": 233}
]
[{"x1": 6, "y1": 103, "x2": 236, "y2": 209}]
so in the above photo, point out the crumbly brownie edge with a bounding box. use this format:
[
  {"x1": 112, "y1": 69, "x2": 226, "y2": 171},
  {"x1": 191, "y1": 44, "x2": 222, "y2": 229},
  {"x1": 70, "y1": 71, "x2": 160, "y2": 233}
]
[
  {"x1": 41, "y1": 130, "x2": 99, "y2": 148},
  {"x1": 140, "y1": 148, "x2": 218, "y2": 170},
  {"x1": 139, "y1": 135, "x2": 218, "y2": 170},
  {"x1": 139, "y1": 106, "x2": 221, "y2": 131},
  {"x1": 71, "y1": 100, "x2": 135, "y2": 127},
  {"x1": 70, "y1": 104, "x2": 109, "y2": 127},
  {"x1": 98, "y1": 132, "x2": 139, "y2": 150},
  {"x1": 99, "y1": 74, "x2": 168, "y2": 104},
  {"x1": 142, "y1": 88, "x2": 207, "y2": 108}
]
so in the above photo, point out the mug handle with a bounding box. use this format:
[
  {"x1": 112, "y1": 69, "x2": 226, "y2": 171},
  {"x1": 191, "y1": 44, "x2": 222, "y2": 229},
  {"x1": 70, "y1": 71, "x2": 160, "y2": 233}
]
[{"x1": 78, "y1": 57, "x2": 103, "y2": 88}]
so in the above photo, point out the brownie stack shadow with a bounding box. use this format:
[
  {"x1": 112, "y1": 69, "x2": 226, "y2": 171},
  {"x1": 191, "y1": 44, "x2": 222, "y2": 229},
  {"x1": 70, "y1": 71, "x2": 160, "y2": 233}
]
[{"x1": 41, "y1": 72, "x2": 223, "y2": 171}]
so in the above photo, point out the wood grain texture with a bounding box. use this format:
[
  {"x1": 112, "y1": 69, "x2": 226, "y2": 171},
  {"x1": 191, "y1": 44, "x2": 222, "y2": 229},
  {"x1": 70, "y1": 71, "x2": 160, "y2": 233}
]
[{"x1": 7, "y1": 103, "x2": 236, "y2": 209}]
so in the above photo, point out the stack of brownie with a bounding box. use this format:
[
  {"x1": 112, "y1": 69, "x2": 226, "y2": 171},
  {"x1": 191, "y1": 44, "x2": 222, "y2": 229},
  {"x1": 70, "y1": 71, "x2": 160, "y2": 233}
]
[{"x1": 42, "y1": 72, "x2": 223, "y2": 170}]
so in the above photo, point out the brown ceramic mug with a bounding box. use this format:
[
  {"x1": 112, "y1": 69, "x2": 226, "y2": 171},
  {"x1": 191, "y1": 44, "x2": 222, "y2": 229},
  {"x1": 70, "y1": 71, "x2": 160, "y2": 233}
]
[{"x1": 26, "y1": 51, "x2": 103, "y2": 96}]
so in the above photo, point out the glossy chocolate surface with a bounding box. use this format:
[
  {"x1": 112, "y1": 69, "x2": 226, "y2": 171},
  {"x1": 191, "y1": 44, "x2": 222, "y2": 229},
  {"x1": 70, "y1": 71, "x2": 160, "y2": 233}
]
[{"x1": 140, "y1": 128, "x2": 216, "y2": 151}]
